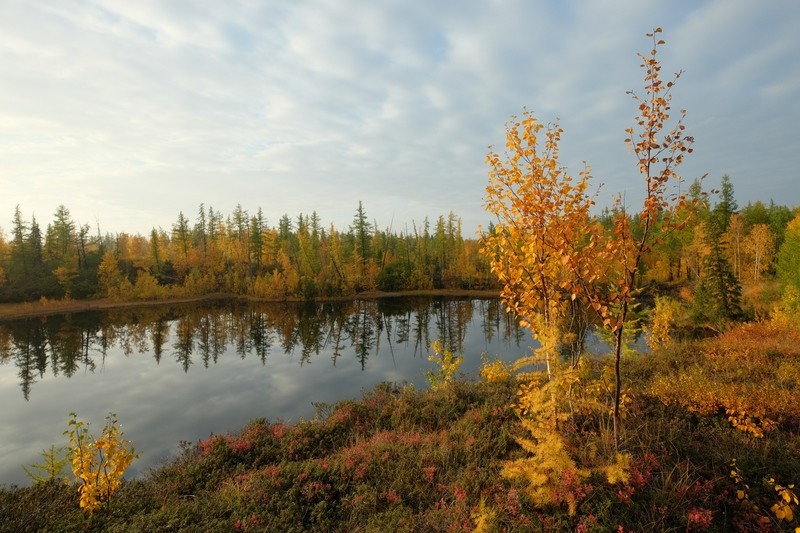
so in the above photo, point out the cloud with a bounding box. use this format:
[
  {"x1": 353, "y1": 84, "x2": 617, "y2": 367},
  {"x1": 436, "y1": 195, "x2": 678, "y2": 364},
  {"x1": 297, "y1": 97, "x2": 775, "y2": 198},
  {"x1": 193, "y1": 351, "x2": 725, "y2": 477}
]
[{"x1": 0, "y1": 0, "x2": 798, "y2": 238}]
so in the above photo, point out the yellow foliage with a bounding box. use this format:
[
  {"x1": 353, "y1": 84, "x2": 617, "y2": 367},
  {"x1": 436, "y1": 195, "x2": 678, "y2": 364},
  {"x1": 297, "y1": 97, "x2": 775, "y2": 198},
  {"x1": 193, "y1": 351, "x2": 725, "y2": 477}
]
[
  {"x1": 23, "y1": 444, "x2": 70, "y2": 485},
  {"x1": 479, "y1": 356, "x2": 512, "y2": 383},
  {"x1": 774, "y1": 285, "x2": 800, "y2": 326},
  {"x1": 732, "y1": 461, "x2": 800, "y2": 526},
  {"x1": 502, "y1": 423, "x2": 589, "y2": 516},
  {"x1": 486, "y1": 29, "x2": 696, "y2": 515},
  {"x1": 771, "y1": 480, "x2": 799, "y2": 523},
  {"x1": 500, "y1": 318, "x2": 633, "y2": 515},
  {"x1": 65, "y1": 413, "x2": 137, "y2": 516},
  {"x1": 425, "y1": 339, "x2": 463, "y2": 390},
  {"x1": 644, "y1": 296, "x2": 681, "y2": 351},
  {"x1": 471, "y1": 498, "x2": 499, "y2": 532},
  {"x1": 649, "y1": 320, "x2": 800, "y2": 436},
  {"x1": 604, "y1": 453, "x2": 632, "y2": 484}
]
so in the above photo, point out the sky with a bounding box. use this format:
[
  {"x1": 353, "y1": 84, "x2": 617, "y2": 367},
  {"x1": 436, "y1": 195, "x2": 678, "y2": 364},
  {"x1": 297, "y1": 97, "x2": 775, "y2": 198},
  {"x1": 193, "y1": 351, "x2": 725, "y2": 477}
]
[{"x1": 1, "y1": 0, "x2": 798, "y2": 239}]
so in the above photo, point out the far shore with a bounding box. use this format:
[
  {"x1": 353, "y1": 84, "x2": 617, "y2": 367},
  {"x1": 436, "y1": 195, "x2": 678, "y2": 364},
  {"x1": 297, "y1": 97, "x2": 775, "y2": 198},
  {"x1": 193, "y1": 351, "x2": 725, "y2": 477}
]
[{"x1": 0, "y1": 289, "x2": 501, "y2": 322}]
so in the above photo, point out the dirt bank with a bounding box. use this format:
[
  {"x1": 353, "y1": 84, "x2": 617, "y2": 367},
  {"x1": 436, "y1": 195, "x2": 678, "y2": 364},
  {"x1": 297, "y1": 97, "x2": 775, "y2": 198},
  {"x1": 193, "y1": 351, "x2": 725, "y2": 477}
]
[{"x1": 0, "y1": 289, "x2": 500, "y2": 322}]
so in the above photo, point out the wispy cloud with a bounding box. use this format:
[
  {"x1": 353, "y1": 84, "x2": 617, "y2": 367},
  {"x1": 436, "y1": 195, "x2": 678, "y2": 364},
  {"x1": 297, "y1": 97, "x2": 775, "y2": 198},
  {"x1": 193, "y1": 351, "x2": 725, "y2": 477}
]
[{"x1": 1, "y1": 0, "x2": 798, "y2": 236}]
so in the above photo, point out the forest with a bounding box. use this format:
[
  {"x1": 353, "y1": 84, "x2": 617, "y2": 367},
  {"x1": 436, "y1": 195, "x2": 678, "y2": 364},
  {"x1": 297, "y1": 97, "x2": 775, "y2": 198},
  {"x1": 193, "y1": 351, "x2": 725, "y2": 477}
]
[
  {"x1": 0, "y1": 201, "x2": 492, "y2": 304},
  {"x1": 0, "y1": 179, "x2": 797, "y2": 319}
]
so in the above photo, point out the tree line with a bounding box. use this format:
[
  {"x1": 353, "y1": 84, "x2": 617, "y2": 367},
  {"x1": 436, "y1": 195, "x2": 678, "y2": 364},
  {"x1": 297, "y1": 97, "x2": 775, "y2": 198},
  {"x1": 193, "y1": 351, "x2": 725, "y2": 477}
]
[
  {"x1": 0, "y1": 180, "x2": 797, "y2": 309},
  {"x1": 0, "y1": 202, "x2": 495, "y2": 303}
]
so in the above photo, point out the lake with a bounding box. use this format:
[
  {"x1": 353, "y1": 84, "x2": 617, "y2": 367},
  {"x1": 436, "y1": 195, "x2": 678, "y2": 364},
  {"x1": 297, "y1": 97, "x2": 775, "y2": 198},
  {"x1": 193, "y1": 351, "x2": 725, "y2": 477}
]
[{"x1": 0, "y1": 296, "x2": 529, "y2": 487}]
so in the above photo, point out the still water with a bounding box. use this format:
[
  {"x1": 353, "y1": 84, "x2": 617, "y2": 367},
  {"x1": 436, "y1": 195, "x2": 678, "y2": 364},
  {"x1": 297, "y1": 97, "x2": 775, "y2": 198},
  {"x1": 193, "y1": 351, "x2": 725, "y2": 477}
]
[{"x1": 0, "y1": 297, "x2": 529, "y2": 487}]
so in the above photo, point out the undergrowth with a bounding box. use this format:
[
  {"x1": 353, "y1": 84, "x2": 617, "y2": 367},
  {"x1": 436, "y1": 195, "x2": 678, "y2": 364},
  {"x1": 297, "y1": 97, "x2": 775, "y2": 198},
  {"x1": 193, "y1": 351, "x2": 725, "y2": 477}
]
[{"x1": 1, "y1": 323, "x2": 799, "y2": 531}]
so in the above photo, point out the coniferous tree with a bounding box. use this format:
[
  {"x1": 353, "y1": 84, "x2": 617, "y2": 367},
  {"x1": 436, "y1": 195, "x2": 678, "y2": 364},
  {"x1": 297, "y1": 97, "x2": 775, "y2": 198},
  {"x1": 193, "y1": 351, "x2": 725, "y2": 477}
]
[
  {"x1": 350, "y1": 201, "x2": 372, "y2": 261},
  {"x1": 194, "y1": 203, "x2": 208, "y2": 255},
  {"x1": 712, "y1": 174, "x2": 737, "y2": 232},
  {"x1": 693, "y1": 219, "x2": 743, "y2": 324}
]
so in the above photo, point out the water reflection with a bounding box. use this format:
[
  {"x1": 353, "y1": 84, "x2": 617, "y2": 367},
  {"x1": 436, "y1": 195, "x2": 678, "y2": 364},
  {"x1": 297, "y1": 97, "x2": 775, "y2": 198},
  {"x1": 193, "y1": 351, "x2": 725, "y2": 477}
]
[
  {"x1": 0, "y1": 297, "x2": 528, "y2": 487},
  {"x1": 0, "y1": 297, "x2": 524, "y2": 401}
]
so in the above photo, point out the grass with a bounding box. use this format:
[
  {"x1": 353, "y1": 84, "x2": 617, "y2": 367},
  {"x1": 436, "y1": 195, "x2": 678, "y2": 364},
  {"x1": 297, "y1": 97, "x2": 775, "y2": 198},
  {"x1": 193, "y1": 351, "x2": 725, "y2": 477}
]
[{"x1": 1, "y1": 321, "x2": 799, "y2": 532}]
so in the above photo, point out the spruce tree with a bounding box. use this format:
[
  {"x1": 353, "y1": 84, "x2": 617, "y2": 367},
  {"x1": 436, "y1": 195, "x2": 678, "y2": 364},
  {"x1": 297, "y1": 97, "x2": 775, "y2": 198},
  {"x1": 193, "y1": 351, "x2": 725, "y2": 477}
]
[{"x1": 693, "y1": 219, "x2": 743, "y2": 324}]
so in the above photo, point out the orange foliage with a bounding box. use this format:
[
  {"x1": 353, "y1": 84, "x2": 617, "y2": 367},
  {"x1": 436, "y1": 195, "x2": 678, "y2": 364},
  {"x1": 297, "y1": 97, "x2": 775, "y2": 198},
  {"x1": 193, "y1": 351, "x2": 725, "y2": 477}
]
[{"x1": 650, "y1": 320, "x2": 800, "y2": 436}]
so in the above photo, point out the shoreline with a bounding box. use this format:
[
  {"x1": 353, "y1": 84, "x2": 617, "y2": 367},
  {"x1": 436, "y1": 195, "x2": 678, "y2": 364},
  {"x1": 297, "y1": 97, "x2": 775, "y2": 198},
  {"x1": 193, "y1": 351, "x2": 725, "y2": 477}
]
[{"x1": 0, "y1": 289, "x2": 501, "y2": 322}]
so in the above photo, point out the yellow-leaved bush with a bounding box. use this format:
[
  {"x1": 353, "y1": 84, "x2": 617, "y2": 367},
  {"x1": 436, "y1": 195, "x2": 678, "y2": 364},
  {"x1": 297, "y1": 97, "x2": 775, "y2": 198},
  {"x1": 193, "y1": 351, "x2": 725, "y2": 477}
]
[
  {"x1": 492, "y1": 318, "x2": 633, "y2": 516},
  {"x1": 65, "y1": 412, "x2": 137, "y2": 516},
  {"x1": 479, "y1": 355, "x2": 512, "y2": 383},
  {"x1": 731, "y1": 460, "x2": 800, "y2": 528},
  {"x1": 425, "y1": 339, "x2": 463, "y2": 390},
  {"x1": 643, "y1": 296, "x2": 683, "y2": 351}
]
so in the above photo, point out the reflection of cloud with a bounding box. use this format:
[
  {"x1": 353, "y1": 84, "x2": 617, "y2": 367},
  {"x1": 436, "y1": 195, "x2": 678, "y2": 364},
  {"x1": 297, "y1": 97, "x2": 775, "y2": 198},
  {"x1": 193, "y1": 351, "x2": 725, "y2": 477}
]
[
  {"x1": 1, "y1": 1, "x2": 798, "y2": 236},
  {"x1": 0, "y1": 299, "x2": 525, "y2": 486}
]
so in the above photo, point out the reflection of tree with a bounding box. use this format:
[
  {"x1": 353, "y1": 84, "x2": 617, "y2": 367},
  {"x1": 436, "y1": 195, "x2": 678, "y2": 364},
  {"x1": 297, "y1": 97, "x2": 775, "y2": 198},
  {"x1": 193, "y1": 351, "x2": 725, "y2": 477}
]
[
  {"x1": 2, "y1": 297, "x2": 525, "y2": 398},
  {"x1": 326, "y1": 305, "x2": 350, "y2": 366},
  {"x1": 296, "y1": 303, "x2": 325, "y2": 365},
  {"x1": 412, "y1": 302, "x2": 430, "y2": 358},
  {"x1": 210, "y1": 311, "x2": 226, "y2": 365},
  {"x1": 432, "y1": 298, "x2": 471, "y2": 356},
  {"x1": 344, "y1": 301, "x2": 376, "y2": 370},
  {"x1": 14, "y1": 337, "x2": 35, "y2": 401},
  {"x1": 273, "y1": 304, "x2": 300, "y2": 354},
  {"x1": 0, "y1": 329, "x2": 11, "y2": 364},
  {"x1": 480, "y1": 298, "x2": 526, "y2": 348},
  {"x1": 31, "y1": 325, "x2": 49, "y2": 380},
  {"x1": 394, "y1": 312, "x2": 410, "y2": 345},
  {"x1": 248, "y1": 309, "x2": 271, "y2": 365},
  {"x1": 150, "y1": 318, "x2": 169, "y2": 364},
  {"x1": 46, "y1": 316, "x2": 96, "y2": 378},
  {"x1": 197, "y1": 315, "x2": 212, "y2": 368},
  {"x1": 173, "y1": 317, "x2": 194, "y2": 373}
]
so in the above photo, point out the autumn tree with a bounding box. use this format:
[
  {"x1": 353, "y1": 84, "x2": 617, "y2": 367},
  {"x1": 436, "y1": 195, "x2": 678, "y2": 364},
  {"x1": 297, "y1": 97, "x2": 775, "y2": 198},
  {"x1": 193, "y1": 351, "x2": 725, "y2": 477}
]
[
  {"x1": 482, "y1": 111, "x2": 595, "y2": 348},
  {"x1": 777, "y1": 214, "x2": 800, "y2": 291},
  {"x1": 482, "y1": 108, "x2": 605, "y2": 506},
  {"x1": 1, "y1": 201, "x2": 494, "y2": 303},
  {"x1": 725, "y1": 213, "x2": 745, "y2": 279},
  {"x1": 571, "y1": 29, "x2": 697, "y2": 446},
  {"x1": 97, "y1": 250, "x2": 126, "y2": 299},
  {"x1": 484, "y1": 29, "x2": 696, "y2": 450},
  {"x1": 250, "y1": 208, "x2": 266, "y2": 272},
  {"x1": 742, "y1": 223, "x2": 775, "y2": 282}
]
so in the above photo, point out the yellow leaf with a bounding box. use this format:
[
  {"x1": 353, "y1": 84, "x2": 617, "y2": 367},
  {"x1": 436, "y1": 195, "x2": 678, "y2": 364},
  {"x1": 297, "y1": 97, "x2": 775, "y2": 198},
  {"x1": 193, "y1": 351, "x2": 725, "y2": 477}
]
[{"x1": 773, "y1": 504, "x2": 786, "y2": 520}]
